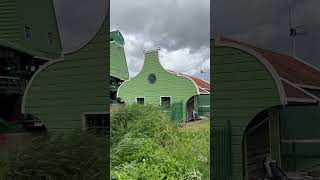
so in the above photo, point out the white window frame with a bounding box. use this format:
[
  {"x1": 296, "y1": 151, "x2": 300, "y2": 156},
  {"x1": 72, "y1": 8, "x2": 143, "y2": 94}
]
[
  {"x1": 81, "y1": 112, "x2": 109, "y2": 131},
  {"x1": 160, "y1": 96, "x2": 172, "y2": 106},
  {"x1": 135, "y1": 96, "x2": 145, "y2": 104}
]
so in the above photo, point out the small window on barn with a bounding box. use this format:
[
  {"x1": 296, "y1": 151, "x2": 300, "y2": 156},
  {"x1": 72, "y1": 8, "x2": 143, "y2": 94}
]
[
  {"x1": 24, "y1": 26, "x2": 32, "y2": 39},
  {"x1": 161, "y1": 96, "x2": 171, "y2": 108},
  {"x1": 82, "y1": 113, "x2": 109, "y2": 133},
  {"x1": 48, "y1": 32, "x2": 53, "y2": 45},
  {"x1": 137, "y1": 97, "x2": 144, "y2": 105}
]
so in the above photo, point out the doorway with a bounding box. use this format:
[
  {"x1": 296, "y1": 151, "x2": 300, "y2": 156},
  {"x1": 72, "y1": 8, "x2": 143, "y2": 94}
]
[
  {"x1": 243, "y1": 110, "x2": 271, "y2": 180},
  {"x1": 186, "y1": 96, "x2": 195, "y2": 121}
]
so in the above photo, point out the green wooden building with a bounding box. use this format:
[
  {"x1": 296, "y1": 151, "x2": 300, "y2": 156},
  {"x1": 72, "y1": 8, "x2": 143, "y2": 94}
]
[
  {"x1": 117, "y1": 48, "x2": 210, "y2": 122},
  {"x1": 110, "y1": 30, "x2": 129, "y2": 104},
  {"x1": 22, "y1": 10, "x2": 108, "y2": 132},
  {"x1": 0, "y1": 0, "x2": 109, "y2": 134},
  {"x1": 0, "y1": 0, "x2": 62, "y2": 133},
  {"x1": 212, "y1": 36, "x2": 320, "y2": 180}
]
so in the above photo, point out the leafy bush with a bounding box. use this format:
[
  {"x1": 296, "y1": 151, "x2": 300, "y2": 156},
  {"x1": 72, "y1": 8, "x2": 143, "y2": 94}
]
[
  {"x1": 111, "y1": 104, "x2": 209, "y2": 179},
  {"x1": 0, "y1": 131, "x2": 108, "y2": 180}
]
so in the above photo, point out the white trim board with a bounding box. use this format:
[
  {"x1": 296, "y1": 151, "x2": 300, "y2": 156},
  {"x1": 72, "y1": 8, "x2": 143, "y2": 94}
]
[
  {"x1": 110, "y1": 40, "x2": 124, "y2": 48},
  {"x1": 286, "y1": 98, "x2": 318, "y2": 104},
  {"x1": 295, "y1": 83, "x2": 320, "y2": 90}
]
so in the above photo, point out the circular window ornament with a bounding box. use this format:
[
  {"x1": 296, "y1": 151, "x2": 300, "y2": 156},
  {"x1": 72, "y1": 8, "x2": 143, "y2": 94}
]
[{"x1": 148, "y1": 73, "x2": 157, "y2": 84}]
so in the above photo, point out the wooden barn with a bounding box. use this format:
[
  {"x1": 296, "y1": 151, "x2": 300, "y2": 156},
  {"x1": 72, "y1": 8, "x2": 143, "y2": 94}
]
[
  {"x1": 0, "y1": 0, "x2": 62, "y2": 135},
  {"x1": 22, "y1": 9, "x2": 108, "y2": 132},
  {"x1": 110, "y1": 30, "x2": 129, "y2": 104},
  {"x1": 212, "y1": 36, "x2": 320, "y2": 180},
  {"x1": 117, "y1": 48, "x2": 210, "y2": 122},
  {"x1": 0, "y1": 0, "x2": 109, "y2": 136}
]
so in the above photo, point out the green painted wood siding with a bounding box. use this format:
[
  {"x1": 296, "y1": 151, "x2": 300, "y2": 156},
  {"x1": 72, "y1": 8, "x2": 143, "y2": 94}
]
[
  {"x1": 24, "y1": 17, "x2": 108, "y2": 131},
  {"x1": 197, "y1": 94, "x2": 210, "y2": 116},
  {"x1": 0, "y1": 0, "x2": 19, "y2": 43},
  {"x1": 0, "y1": 0, "x2": 61, "y2": 59},
  {"x1": 17, "y1": 0, "x2": 61, "y2": 58},
  {"x1": 212, "y1": 42, "x2": 281, "y2": 179},
  {"x1": 110, "y1": 41, "x2": 129, "y2": 80},
  {"x1": 280, "y1": 106, "x2": 320, "y2": 172},
  {"x1": 118, "y1": 50, "x2": 198, "y2": 121}
]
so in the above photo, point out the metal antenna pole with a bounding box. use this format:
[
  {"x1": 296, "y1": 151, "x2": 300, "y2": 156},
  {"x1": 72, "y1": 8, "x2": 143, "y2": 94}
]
[
  {"x1": 288, "y1": 2, "x2": 295, "y2": 57},
  {"x1": 288, "y1": 0, "x2": 307, "y2": 57}
]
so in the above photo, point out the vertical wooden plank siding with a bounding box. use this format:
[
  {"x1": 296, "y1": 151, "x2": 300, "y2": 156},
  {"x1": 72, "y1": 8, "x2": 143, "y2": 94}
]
[
  {"x1": 117, "y1": 50, "x2": 198, "y2": 121},
  {"x1": 212, "y1": 40, "x2": 281, "y2": 180},
  {"x1": 24, "y1": 17, "x2": 108, "y2": 131}
]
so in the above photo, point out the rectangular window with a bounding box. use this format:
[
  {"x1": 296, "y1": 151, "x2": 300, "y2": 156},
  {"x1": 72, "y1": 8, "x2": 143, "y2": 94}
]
[
  {"x1": 82, "y1": 113, "x2": 109, "y2": 133},
  {"x1": 161, "y1": 96, "x2": 171, "y2": 107},
  {"x1": 48, "y1": 32, "x2": 53, "y2": 45},
  {"x1": 137, "y1": 97, "x2": 144, "y2": 104},
  {"x1": 24, "y1": 26, "x2": 32, "y2": 39}
]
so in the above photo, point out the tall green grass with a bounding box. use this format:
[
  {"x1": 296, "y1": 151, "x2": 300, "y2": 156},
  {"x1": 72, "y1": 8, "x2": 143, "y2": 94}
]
[
  {"x1": 111, "y1": 104, "x2": 209, "y2": 179},
  {"x1": 0, "y1": 131, "x2": 108, "y2": 180}
]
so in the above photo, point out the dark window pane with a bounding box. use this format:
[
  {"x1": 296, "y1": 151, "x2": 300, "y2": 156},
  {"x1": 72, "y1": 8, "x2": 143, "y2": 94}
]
[
  {"x1": 137, "y1": 98, "x2": 144, "y2": 104},
  {"x1": 84, "y1": 113, "x2": 109, "y2": 132},
  {"x1": 48, "y1": 32, "x2": 53, "y2": 45},
  {"x1": 25, "y1": 26, "x2": 32, "y2": 39}
]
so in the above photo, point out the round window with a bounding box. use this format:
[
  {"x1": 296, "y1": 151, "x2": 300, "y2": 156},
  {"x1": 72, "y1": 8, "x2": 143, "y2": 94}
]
[{"x1": 148, "y1": 73, "x2": 157, "y2": 84}]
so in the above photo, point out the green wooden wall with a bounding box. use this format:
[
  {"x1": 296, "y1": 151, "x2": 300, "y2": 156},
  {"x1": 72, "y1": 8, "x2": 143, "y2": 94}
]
[
  {"x1": 280, "y1": 106, "x2": 320, "y2": 172},
  {"x1": 0, "y1": 0, "x2": 19, "y2": 43},
  {"x1": 110, "y1": 41, "x2": 129, "y2": 80},
  {"x1": 197, "y1": 94, "x2": 210, "y2": 116},
  {"x1": 118, "y1": 50, "x2": 198, "y2": 121},
  {"x1": 24, "y1": 16, "x2": 108, "y2": 131},
  {"x1": 0, "y1": 0, "x2": 61, "y2": 59},
  {"x1": 212, "y1": 40, "x2": 281, "y2": 179}
]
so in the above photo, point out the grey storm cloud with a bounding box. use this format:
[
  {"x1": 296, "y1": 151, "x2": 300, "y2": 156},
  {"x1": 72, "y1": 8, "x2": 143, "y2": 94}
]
[
  {"x1": 111, "y1": 0, "x2": 210, "y2": 81},
  {"x1": 53, "y1": 0, "x2": 108, "y2": 53},
  {"x1": 111, "y1": 0, "x2": 209, "y2": 51},
  {"x1": 212, "y1": 0, "x2": 320, "y2": 68}
]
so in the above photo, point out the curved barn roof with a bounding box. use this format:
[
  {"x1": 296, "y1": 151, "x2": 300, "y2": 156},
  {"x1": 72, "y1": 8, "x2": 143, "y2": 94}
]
[
  {"x1": 166, "y1": 69, "x2": 210, "y2": 94},
  {"x1": 216, "y1": 36, "x2": 320, "y2": 104}
]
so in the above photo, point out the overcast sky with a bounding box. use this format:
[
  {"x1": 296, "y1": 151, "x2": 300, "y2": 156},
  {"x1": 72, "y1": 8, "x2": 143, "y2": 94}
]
[
  {"x1": 111, "y1": 0, "x2": 210, "y2": 81},
  {"x1": 212, "y1": 0, "x2": 320, "y2": 68},
  {"x1": 54, "y1": 0, "x2": 107, "y2": 53}
]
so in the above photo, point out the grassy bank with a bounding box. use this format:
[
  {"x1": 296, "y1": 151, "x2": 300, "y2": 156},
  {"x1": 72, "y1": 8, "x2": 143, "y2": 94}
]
[
  {"x1": 0, "y1": 131, "x2": 108, "y2": 180},
  {"x1": 111, "y1": 104, "x2": 209, "y2": 179}
]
